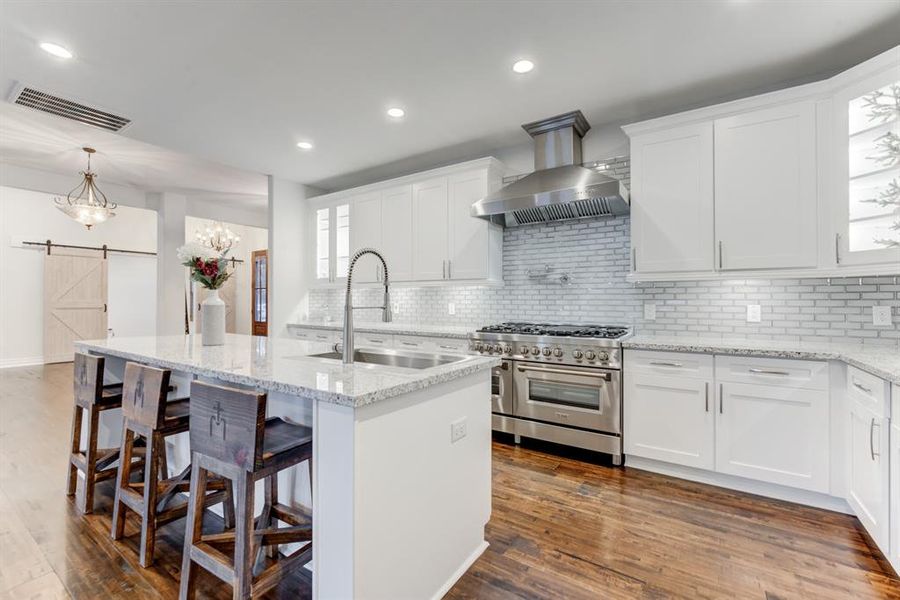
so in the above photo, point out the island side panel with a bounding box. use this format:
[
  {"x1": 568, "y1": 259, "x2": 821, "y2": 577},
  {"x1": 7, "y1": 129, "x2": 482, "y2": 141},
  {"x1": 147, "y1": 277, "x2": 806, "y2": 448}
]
[
  {"x1": 313, "y1": 398, "x2": 356, "y2": 600},
  {"x1": 352, "y1": 371, "x2": 492, "y2": 600}
]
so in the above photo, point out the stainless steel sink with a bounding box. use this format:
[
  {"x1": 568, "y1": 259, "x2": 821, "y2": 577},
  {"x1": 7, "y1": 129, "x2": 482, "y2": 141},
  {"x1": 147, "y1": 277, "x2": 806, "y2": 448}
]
[{"x1": 309, "y1": 348, "x2": 465, "y2": 370}]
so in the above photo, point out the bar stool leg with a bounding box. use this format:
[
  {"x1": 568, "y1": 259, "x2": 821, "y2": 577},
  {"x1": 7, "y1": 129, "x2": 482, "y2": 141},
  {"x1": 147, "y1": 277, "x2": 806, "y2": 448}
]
[
  {"x1": 66, "y1": 405, "x2": 83, "y2": 497},
  {"x1": 111, "y1": 428, "x2": 136, "y2": 541},
  {"x1": 233, "y1": 471, "x2": 255, "y2": 600},
  {"x1": 179, "y1": 460, "x2": 207, "y2": 600},
  {"x1": 138, "y1": 433, "x2": 161, "y2": 568},
  {"x1": 223, "y1": 479, "x2": 235, "y2": 529},
  {"x1": 80, "y1": 406, "x2": 101, "y2": 514}
]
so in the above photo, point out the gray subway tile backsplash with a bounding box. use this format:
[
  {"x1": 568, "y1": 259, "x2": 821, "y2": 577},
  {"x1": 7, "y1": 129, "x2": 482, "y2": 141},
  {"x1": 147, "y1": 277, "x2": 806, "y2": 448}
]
[{"x1": 309, "y1": 216, "x2": 899, "y2": 346}]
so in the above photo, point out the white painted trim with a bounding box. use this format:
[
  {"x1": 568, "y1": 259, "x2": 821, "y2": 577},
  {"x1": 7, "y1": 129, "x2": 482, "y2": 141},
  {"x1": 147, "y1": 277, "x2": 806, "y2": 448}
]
[
  {"x1": 429, "y1": 540, "x2": 489, "y2": 600},
  {"x1": 626, "y1": 456, "x2": 852, "y2": 514},
  {"x1": 0, "y1": 356, "x2": 46, "y2": 369},
  {"x1": 308, "y1": 277, "x2": 505, "y2": 291},
  {"x1": 308, "y1": 157, "x2": 506, "y2": 207},
  {"x1": 627, "y1": 263, "x2": 900, "y2": 283}
]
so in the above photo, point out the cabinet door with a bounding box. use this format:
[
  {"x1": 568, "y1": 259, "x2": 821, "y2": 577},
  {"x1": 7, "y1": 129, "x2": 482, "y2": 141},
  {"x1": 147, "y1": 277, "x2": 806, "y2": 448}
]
[
  {"x1": 448, "y1": 170, "x2": 489, "y2": 280},
  {"x1": 715, "y1": 382, "x2": 829, "y2": 492},
  {"x1": 890, "y1": 421, "x2": 900, "y2": 573},
  {"x1": 630, "y1": 122, "x2": 714, "y2": 273},
  {"x1": 349, "y1": 192, "x2": 383, "y2": 283},
  {"x1": 714, "y1": 101, "x2": 818, "y2": 270},
  {"x1": 624, "y1": 372, "x2": 714, "y2": 469},
  {"x1": 848, "y1": 397, "x2": 890, "y2": 552},
  {"x1": 411, "y1": 177, "x2": 449, "y2": 281},
  {"x1": 381, "y1": 185, "x2": 413, "y2": 282}
]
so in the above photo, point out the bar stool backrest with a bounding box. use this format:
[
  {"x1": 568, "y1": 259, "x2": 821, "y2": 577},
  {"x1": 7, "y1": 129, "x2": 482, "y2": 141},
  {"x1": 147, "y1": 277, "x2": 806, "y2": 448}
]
[
  {"x1": 74, "y1": 353, "x2": 104, "y2": 408},
  {"x1": 122, "y1": 362, "x2": 171, "y2": 429},
  {"x1": 189, "y1": 381, "x2": 267, "y2": 472}
]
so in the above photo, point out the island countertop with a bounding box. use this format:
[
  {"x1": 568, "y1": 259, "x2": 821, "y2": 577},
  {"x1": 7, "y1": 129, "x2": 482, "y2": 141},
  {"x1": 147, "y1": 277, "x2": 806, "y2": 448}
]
[{"x1": 75, "y1": 334, "x2": 498, "y2": 408}]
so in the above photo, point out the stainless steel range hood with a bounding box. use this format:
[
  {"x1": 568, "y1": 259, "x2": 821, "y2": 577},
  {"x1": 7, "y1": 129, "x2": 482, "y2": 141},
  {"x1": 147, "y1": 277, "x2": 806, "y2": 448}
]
[{"x1": 472, "y1": 110, "x2": 629, "y2": 227}]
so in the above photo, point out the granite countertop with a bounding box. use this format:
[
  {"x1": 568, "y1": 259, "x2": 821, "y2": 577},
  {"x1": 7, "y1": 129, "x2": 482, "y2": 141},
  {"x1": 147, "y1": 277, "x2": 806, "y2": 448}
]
[
  {"x1": 624, "y1": 335, "x2": 900, "y2": 385},
  {"x1": 288, "y1": 320, "x2": 479, "y2": 339},
  {"x1": 75, "y1": 334, "x2": 498, "y2": 408}
]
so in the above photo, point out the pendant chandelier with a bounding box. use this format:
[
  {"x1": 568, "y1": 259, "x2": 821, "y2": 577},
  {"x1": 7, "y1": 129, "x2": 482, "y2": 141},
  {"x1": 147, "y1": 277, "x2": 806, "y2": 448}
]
[
  {"x1": 195, "y1": 221, "x2": 241, "y2": 253},
  {"x1": 54, "y1": 147, "x2": 117, "y2": 229}
]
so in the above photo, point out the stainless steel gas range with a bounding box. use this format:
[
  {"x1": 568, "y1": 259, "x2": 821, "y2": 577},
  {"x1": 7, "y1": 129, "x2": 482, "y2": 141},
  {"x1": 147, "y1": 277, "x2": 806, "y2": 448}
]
[{"x1": 469, "y1": 323, "x2": 631, "y2": 465}]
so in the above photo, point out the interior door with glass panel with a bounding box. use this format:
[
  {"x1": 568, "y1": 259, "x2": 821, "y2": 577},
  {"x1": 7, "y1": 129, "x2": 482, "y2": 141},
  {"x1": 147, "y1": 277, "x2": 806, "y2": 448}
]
[
  {"x1": 513, "y1": 362, "x2": 620, "y2": 433},
  {"x1": 834, "y1": 63, "x2": 900, "y2": 266},
  {"x1": 251, "y1": 249, "x2": 268, "y2": 336}
]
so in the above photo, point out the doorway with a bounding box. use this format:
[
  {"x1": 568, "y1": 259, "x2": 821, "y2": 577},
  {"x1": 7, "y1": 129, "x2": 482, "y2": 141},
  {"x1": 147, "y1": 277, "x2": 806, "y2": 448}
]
[{"x1": 251, "y1": 249, "x2": 268, "y2": 336}]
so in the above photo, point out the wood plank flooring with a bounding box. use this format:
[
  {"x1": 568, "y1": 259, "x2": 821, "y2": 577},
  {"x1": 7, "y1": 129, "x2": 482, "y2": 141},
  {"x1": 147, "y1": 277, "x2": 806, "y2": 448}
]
[{"x1": 1, "y1": 363, "x2": 898, "y2": 599}]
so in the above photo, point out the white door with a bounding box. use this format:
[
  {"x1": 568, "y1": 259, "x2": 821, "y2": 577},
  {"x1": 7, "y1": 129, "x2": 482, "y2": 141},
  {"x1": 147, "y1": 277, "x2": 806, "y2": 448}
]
[
  {"x1": 447, "y1": 170, "x2": 489, "y2": 280},
  {"x1": 848, "y1": 396, "x2": 890, "y2": 551},
  {"x1": 890, "y1": 419, "x2": 900, "y2": 573},
  {"x1": 715, "y1": 382, "x2": 829, "y2": 492},
  {"x1": 43, "y1": 250, "x2": 108, "y2": 363},
  {"x1": 714, "y1": 100, "x2": 818, "y2": 270},
  {"x1": 623, "y1": 372, "x2": 714, "y2": 469},
  {"x1": 411, "y1": 177, "x2": 449, "y2": 281},
  {"x1": 629, "y1": 122, "x2": 714, "y2": 273},
  {"x1": 380, "y1": 185, "x2": 413, "y2": 282},
  {"x1": 349, "y1": 192, "x2": 383, "y2": 283}
]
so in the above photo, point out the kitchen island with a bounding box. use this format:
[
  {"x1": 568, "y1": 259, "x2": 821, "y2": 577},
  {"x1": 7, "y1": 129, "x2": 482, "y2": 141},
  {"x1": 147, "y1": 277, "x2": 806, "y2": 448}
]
[{"x1": 74, "y1": 334, "x2": 498, "y2": 600}]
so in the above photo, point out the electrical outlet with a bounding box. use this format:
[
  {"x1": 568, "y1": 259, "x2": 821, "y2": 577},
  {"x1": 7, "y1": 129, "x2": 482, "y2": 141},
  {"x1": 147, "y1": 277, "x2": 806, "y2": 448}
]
[
  {"x1": 392, "y1": 302, "x2": 400, "y2": 315},
  {"x1": 872, "y1": 306, "x2": 893, "y2": 327},
  {"x1": 448, "y1": 302, "x2": 456, "y2": 315},
  {"x1": 643, "y1": 303, "x2": 656, "y2": 321},
  {"x1": 746, "y1": 304, "x2": 761, "y2": 323},
  {"x1": 450, "y1": 417, "x2": 467, "y2": 443}
]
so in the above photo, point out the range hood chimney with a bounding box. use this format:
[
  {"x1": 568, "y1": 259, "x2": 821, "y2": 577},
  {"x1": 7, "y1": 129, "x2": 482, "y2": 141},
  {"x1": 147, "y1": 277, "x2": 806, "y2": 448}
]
[{"x1": 472, "y1": 110, "x2": 629, "y2": 226}]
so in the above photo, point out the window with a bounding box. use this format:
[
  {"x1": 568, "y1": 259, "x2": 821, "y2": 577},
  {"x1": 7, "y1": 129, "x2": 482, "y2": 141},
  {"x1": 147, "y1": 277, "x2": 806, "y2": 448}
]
[
  {"x1": 316, "y1": 207, "x2": 330, "y2": 280},
  {"x1": 315, "y1": 203, "x2": 350, "y2": 282},
  {"x1": 251, "y1": 250, "x2": 267, "y2": 336}
]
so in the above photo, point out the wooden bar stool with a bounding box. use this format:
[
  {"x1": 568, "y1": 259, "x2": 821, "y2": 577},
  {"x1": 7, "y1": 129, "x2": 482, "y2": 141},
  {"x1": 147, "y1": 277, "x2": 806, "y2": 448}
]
[
  {"x1": 179, "y1": 381, "x2": 313, "y2": 600},
  {"x1": 111, "y1": 362, "x2": 233, "y2": 568},
  {"x1": 66, "y1": 352, "x2": 143, "y2": 514}
]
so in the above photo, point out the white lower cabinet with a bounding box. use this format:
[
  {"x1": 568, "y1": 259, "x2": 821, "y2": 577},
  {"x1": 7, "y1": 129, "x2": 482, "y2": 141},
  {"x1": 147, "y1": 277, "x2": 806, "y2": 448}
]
[
  {"x1": 890, "y1": 410, "x2": 900, "y2": 572},
  {"x1": 624, "y1": 371, "x2": 714, "y2": 469},
  {"x1": 848, "y1": 395, "x2": 890, "y2": 551},
  {"x1": 624, "y1": 350, "x2": 830, "y2": 494},
  {"x1": 715, "y1": 382, "x2": 829, "y2": 492}
]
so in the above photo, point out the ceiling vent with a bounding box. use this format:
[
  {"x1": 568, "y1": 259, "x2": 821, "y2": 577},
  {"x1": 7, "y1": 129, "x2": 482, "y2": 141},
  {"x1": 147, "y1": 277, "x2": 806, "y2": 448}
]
[{"x1": 10, "y1": 85, "x2": 131, "y2": 132}]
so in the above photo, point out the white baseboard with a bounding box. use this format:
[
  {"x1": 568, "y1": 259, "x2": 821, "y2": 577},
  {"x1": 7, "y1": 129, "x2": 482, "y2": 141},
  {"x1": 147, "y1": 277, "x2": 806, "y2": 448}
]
[
  {"x1": 429, "y1": 539, "x2": 489, "y2": 600},
  {"x1": 627, "y1": 456, "x2": 852, "y2": 514},
  {"x1": 0, "y1": 356, "x2": 45, "y2": 369}
]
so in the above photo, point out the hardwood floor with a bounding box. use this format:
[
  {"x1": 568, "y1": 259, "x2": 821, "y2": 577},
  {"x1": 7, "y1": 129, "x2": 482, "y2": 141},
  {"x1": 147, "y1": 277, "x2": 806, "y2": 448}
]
[{"x1": 1, "y1": 363, "x2": 898, "y2": 599}]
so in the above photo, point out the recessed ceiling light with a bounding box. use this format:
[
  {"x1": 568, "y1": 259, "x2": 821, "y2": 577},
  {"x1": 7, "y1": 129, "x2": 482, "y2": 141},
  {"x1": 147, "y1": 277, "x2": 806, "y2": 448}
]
[
  {"x1": 387, "y1": 107, "x2": 405, "y2": 118},
  {"x1": 39, "y1": 42, "x2": 73, "y2": 59},
  {"x1": 296, "y1": 141, "x2": 314, "y2": 150},
  {"x1": 512, "y1": 59, "x2": 534, "y2": 74}
]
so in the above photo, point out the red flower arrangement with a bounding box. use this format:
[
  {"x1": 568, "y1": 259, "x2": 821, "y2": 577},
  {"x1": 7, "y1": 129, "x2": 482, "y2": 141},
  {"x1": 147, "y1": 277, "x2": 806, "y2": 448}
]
[{"x1": 177, "y1": 243, "x2": 232, "y2": 290}]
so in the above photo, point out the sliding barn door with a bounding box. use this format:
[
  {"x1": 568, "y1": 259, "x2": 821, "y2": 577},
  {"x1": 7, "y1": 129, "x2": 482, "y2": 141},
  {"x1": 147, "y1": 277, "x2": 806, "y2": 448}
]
[{"x1": 43, "y1": 250, "x2": 108, "y2": 363}]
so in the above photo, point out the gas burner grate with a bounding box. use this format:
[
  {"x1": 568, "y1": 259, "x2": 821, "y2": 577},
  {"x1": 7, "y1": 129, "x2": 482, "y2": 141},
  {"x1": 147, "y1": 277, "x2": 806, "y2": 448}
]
[{"x1": 477, "y1": 322, "x2": 629, "y2": 339}]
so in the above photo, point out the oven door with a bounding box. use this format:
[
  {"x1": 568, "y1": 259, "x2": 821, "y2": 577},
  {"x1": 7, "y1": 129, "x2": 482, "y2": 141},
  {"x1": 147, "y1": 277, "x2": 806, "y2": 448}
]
[
  {"x1": 513, "y1": 361, "x2": 620, "y2": 433},
  {"x1": 491, "y1": 359, "x2": 513, "y2": 415}
]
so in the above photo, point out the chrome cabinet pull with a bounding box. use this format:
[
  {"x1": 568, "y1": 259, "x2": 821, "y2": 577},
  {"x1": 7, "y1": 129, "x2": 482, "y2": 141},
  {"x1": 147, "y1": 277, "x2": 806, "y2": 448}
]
[
  {"x1": 447, "y1": 260, "x2": 452, "y2": 279},
  {"x1": 632, "y1": 247, "x2": 637, "y2": 272},
  {"x1": 718, "y1": 241, "x2": 723, "y2": 269},
  {"x1": 748, "y1": 368, "x2": 790, "y2": 376},
  {"x1": 705, "y1": 381, "x2": 709, "y2": 412},
  {"x1": 835, "y1": 233, "x2": 841, "y2": 265},
  {"x1": 516, "y1": 365, "x2": 611, "y2": 380},
  {"x1": 442, "y1": 260, "x2": 446, "y2": 279},
  {"x1": 401, "y1": 341, "x2": 418, "y2": 347},
  {"x1": 870, "y1": 418, "x2": 879, "y2": 461},
  {"x1": 853, "y1": 381, "x2": 873, "y2": 395},
  {"x1": 719, "y1": 383, "x2": 724, "y2": 414},
  {"x1": 438, "y1": 344, "x2": 457, "y2": 350},
  {"x1": 650, "y1": 361, "x2": 683, "y2": 368}
]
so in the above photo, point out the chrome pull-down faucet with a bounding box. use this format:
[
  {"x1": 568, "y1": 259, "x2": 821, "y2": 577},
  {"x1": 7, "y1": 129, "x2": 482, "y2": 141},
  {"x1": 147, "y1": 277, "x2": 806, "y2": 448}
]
[{"x1": 342, "y1": 248, "x2": 392, "y2": 364}]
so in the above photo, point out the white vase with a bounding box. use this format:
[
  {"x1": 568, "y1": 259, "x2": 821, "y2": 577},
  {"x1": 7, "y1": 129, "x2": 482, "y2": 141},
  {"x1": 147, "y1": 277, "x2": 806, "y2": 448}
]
[{"x1": 201, "y1": 289, "x2": 226, "y2": 346}]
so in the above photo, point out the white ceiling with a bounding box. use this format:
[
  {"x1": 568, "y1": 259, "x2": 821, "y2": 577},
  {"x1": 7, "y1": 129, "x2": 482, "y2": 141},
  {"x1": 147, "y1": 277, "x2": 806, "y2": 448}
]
[{"x1": 1, "y1": 1, "x2": 898, "y2": 193}]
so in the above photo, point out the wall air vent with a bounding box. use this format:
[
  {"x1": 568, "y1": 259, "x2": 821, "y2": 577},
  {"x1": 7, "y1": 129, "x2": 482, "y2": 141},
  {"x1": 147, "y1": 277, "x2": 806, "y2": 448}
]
[{"x1": 11, "y1": 86, "x2": 131, "y2": 132}]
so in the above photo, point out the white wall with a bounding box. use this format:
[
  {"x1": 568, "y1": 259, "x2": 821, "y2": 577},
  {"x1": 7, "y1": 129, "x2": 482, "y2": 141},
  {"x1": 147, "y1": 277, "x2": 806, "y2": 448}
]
[
  {"x1": 0, "y1": 185, "x2": 157, "y2": 367},
  {"x1": 184, "y1": 216, "x2": 267, "y2": 335},
  {"x1": 107, "y1": 254, "x2": 157, "y2": 338}
]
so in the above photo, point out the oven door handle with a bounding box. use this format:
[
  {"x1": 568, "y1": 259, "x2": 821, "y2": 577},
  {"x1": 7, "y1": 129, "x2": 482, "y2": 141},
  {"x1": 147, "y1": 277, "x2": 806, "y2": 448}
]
[{"x1": 517, "y1": 365, "x2": 612, "y2": 381}]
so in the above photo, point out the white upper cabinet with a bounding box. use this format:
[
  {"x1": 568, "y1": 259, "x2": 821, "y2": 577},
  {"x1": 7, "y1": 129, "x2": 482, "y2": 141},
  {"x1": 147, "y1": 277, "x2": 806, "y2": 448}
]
[
  {"x1": 380, "y1": 185, "x2": 413, "y2": 282},
  {"x1": 309, "y1": 158, "x2": 504, "y2": 287},
  {"x1": 630, "y1": 123, "x2": 714, "y2": 273},
  {"x1": 412, "y1": 177, "x2": 449, "y2": 281},
  {"x1": 832, "y1": 54, "x2": 900, "y2": 267},
  {"x1": 714, "y1": 101, "x2": 818, "y2": 270},
  {"x1": 349, "y1": 192, "x2": 383, "y2": 283}
]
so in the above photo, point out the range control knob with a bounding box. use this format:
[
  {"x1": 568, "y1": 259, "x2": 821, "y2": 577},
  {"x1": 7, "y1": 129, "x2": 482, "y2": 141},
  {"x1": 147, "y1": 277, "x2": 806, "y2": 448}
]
[
  {"x1": 493, "y1": 344, "x2": 504, "y2": 354},
  {"x1": 474, "y1": 343, "x2": 484, "y2": 352},
  {"x1": 597, "y1": 351, "x2": 610, "y2": 362},
  {"x1": 519, "y1": 345, "x2": 529, "y2": 355},
  {"x1": 553, "y1": 347, "x2": 563, "y2": 358},
  {"x1": 541, "y1": 347, "x2": 551, "y2": 357},
  {"x1": 503, "y1": 345, "x2": 513, "y2": 354},
  {"x1": 531, "y1": 346, "x2": 541, "y2": 356},
  {"x1": 585, "y1": 350, "x2": 597, "y2": 361},
  {"x1": 572, "y1": 349, "x2": 583, "y2": 359}
]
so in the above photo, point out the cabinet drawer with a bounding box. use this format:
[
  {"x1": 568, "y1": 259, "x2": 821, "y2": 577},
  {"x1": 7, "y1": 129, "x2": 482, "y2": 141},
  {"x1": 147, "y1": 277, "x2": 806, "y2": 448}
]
[
  {"x1": 289, "y1": 327, "x2": 317, "y2": 341},
  {"x1": 847, "y1": 366, "x2": 889, "y2": 418},
  {"x1": 395, "y1": 335, "x2": 429, "y2": 351},
  {"x1": 625, "y1": 350, "x2": 713, "y2": 380},
  {"x1": 715, "y1": 355, "x2": 827, "y2": 390},
  {"x1": 356, "y1": 332, "x2": 393, "y2": 348},
  {"x1": 422, "y1": 336, "x2": 470, "y2": 354}
]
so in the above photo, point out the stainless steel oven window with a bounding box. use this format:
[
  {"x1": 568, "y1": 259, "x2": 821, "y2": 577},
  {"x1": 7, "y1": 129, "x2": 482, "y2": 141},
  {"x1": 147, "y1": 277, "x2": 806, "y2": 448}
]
[{"x1": 526, "y1": 380, "x2": 602, "y2": 410}]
